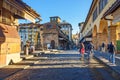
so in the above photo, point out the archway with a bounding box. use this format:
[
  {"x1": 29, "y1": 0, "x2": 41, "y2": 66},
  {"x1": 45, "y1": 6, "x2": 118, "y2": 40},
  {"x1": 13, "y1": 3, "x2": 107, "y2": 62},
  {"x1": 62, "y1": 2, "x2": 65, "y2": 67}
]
[{"x1": 97, "y1": 19, "x2": 108, "y2": 49}]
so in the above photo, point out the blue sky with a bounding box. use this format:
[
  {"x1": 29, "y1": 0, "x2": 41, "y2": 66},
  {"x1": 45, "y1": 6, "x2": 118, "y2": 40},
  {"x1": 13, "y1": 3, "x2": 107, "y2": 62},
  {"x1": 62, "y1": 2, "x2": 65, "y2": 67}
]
[{"x1": 22, "y1": 0, "x2": 92, "y2": 34}]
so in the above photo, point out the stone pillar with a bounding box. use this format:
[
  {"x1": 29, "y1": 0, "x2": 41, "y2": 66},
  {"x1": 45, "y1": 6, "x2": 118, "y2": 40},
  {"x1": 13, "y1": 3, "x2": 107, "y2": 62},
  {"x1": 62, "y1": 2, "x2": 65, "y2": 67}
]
[
  {"x1": 97, "y1": 33, "x2": 103, "y2": 49},
  {"x1": 97, "y1": 33, "x2": 108, "y2": 50},
  {"x1": 92, "y1": 36, "x2": 97, "y2": 49},
  {"x1": 110, "y1": 26, "x2": 117, "y2": 45}
]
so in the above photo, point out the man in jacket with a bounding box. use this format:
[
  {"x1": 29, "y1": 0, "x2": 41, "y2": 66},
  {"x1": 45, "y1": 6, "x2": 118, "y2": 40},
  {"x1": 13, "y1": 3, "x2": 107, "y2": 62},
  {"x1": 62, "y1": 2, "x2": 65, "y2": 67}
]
[
  {"x1": 109, "y1": 42, "x2": 116, "y2": 64},
  {"x1": 88, "y1": 42, "x2": 94, "y2": 60}
]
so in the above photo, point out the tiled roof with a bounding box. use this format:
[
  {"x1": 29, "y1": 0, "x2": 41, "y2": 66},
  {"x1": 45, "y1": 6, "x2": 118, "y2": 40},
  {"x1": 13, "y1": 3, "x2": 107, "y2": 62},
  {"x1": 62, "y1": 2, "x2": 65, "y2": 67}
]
[{"x1": 15, "y1": 0, "x2": 40, "y2": 17}]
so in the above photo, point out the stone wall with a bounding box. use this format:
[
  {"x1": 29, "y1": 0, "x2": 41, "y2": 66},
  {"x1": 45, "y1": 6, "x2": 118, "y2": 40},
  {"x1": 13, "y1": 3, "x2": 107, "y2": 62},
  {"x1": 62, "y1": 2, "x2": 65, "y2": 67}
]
[{"x1": 0, "y1": 23, "x2": 21, "y2": 66}]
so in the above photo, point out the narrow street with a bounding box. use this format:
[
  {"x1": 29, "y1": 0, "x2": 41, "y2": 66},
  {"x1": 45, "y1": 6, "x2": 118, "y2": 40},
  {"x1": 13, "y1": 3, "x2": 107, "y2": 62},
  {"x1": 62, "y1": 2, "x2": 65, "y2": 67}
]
[{"x1": 4, "y1": 51, "x2": 116, "y2": 80}]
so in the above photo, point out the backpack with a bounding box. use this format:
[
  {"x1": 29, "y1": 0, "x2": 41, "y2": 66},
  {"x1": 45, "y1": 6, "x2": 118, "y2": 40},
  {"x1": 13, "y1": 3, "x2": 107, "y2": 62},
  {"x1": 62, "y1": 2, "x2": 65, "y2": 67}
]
[
  {"x1": 109, "y1": 44, "x2": 114, "y2": 53},
  {"x1": 89, "y1": 43, "x2": 93, "y2": 50}
]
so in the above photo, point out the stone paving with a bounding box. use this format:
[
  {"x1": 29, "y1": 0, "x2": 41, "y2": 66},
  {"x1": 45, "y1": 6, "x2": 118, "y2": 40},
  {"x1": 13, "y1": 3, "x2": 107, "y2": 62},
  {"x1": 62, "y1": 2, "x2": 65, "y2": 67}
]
[
  {"x1": 94, "y1": 51, "x2": 120, "y2": 80},
  {"x1": 94, "y1": 51, "x2": 120, "y2": 66},
  {"x1": 0, "y1": 50, "x2": 116, "y2": 80}
]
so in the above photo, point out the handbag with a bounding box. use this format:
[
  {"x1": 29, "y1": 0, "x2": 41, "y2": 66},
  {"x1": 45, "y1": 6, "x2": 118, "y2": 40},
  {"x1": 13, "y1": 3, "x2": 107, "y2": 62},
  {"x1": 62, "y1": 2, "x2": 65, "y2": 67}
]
[{"x1": 81, "y1": 48, "x2": 85, "y2": 54}]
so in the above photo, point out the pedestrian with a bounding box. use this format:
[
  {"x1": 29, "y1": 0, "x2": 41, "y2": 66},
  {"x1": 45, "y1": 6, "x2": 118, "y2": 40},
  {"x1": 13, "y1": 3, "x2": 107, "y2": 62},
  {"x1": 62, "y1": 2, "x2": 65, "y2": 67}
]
[
  {"x1": 109, "y1": 42, "x2": 116, "y2": 64},
  {"x1": 101, "y1": 43, "x2": 105, "y2": 53},
  {"x1": 88, "y1": 42, "x2": 94, "y2": 60},
  {"x1": 107, "y1": 43, "x2": 110, "y2": 53},
  {"x1": 79, "y1": 43, "x2": 85, "y2": 60},
  {"x1": 30, "y1": 45, "x2": 35, "y2": 54}
]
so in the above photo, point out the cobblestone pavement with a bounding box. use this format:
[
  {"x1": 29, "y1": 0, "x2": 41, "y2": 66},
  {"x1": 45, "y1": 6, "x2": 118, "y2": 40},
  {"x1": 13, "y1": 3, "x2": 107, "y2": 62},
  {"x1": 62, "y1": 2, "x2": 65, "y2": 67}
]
[
  {"x1": 3, "y1": 50, "x2": 117, "y2": 80},
  {"x1": 94, "y1": 51, "x2": 120, "y2": 66}
]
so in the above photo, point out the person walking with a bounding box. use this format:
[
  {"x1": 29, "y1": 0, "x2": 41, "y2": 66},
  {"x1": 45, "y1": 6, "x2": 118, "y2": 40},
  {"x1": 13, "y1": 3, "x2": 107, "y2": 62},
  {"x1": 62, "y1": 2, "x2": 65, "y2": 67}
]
[
  {"x1": 79, "y1": 43, "x2": 85, "y2": 60},
  {"x1": 107, "y1": 43, "x2": 110, "y2": 53},
  {"x1": 101, "y1": 42, "x2": 105, "y2": 53},
  {"x1": 88, "y1": 42, "x2": 94, "y2": 60},
  {"x1": 109, "y1": 42, "x2": 116, "y2": 64}
]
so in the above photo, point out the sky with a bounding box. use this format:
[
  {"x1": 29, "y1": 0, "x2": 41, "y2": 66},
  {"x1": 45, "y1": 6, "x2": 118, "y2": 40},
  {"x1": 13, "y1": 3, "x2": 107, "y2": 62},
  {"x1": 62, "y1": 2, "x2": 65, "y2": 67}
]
[{"x1": 22, "y1": 0, "x2": 92, "y2": 34}]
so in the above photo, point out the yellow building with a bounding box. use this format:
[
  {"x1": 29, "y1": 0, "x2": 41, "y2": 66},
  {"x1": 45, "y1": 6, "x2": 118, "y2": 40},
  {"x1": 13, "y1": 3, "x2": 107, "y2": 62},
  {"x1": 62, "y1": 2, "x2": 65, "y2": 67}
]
[
  {"x1": 72, "y1": 33, "x2": 79, "y2": 46},
  {"x1": 103, "y1": 0, "x2": 120, "y2": 52},
  {"x1": 81, "y1": 0, "x2": 120, "y2": 52},
  {"x1": 0, "y1": 0, "x2": 40, "y2": 67}
]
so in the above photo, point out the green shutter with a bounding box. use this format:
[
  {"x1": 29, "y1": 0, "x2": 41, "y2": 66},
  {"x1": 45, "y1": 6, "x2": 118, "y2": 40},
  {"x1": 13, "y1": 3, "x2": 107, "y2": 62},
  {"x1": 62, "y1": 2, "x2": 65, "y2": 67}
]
[{"x1": 116, "y1": 40, "x2": 120, "y2": 51}]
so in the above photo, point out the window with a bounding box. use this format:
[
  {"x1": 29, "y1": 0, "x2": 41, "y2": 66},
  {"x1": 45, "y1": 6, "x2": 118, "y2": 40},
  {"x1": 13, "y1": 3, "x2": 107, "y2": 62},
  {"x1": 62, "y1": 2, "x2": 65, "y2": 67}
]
[
  {"x1": 47, "y1": 24, "x2": 52, "y2": 29},
  {"x1": 99, "y1": 0, "x2": 103, "y2": 13},
  {"x1": 99, "y1": 0, "x2": 108, "y2": 13},
  {"x1": 93, "y1": 8, "x2": 98, "y2": 22},
  {"x1": 103, "y1": 0, "x2": 108, "y2": 7}
]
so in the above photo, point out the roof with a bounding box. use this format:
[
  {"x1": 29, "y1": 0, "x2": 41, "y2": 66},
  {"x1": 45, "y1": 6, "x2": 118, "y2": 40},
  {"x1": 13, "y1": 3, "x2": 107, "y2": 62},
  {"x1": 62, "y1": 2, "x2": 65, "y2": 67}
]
[
  {"x1": 19, "y1": 23, "x2": 41, "y2": 27},
  {"x1": 15, "y1": 0, "x2": 40, "y2": 17},
  {"x1": 43, "y1": 22, "x2": 58, "y2": 29},
  {"x1": 78, "y1": 22, "x2": 84, "y2": 26},
  {"x1": 50, "y1": 16, "x2": 61, "y2": 19},
  {"x1": 59, "y1": 22, "x2": 71, "y2": 25},
  {"x1": 59, "y1": 21, "x2": 73, "y2": 29},
  {"x1": 102, "y1": 0, "x2": 120, "y2": 18}
]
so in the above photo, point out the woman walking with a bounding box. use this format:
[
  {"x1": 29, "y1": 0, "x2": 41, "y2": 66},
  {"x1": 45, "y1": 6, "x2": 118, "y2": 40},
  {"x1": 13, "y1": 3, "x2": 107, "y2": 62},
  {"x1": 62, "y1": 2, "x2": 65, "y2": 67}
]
[{"x1": 79, "y1": 43, "x2": 85, "y2": 60}]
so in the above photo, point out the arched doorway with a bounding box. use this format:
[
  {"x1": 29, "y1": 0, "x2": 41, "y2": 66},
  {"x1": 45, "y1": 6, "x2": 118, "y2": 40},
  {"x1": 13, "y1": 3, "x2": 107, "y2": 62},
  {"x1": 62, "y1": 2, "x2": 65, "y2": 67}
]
[
  {"x1": 97, "y1": 19, "x2": 108, "y2": 49},
  {"x1": 51, "y1": 40, "x2": 55, "y2": 49}
]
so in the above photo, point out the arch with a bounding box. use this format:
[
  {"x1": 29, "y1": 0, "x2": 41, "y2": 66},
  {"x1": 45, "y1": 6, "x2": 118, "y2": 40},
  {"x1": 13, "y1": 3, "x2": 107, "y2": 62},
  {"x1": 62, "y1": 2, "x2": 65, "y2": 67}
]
[
  {"x1": 97, "y1": 19, "x2": 108, "y2": 50},
  {"x1": 98, "y1": 19, "x2": 108, "y2": 33},
  {"x1": 92, "y1": 25, "x2": 97, "y2": 37}
]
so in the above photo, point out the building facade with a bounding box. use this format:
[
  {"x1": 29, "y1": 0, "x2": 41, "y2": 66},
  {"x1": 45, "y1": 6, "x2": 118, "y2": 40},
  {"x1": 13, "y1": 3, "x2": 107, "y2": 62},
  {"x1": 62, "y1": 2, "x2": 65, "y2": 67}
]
[
  {"x1": 19, "y1": 24, "x2": 41, "y2": 50},
  {"x1": 78, "y1": 22, "x2": 84, "y2": 42},
  {"x1": 59, "y1": 21, "x2": 73, "y2": 42},
  {"x1": 72, "y1": 33, "x2": 79, "y2": 46},
  {"x1": 81, "y1": 0, "x2": 120, "y2": 51},
  {"x1": 103, "y1": 0, "x2": 120, "y2": 52},
  {"x1": 42, "y1": 16, "x2": 70, "y2": 50}
]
